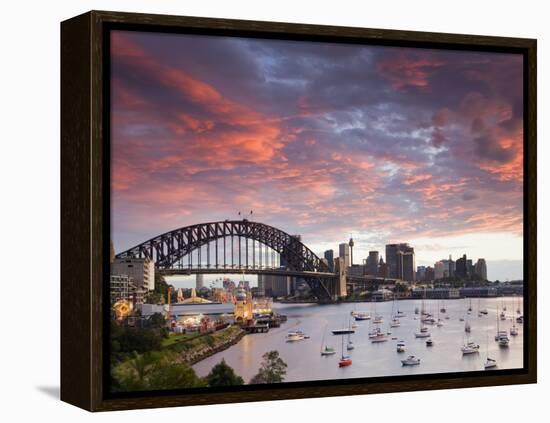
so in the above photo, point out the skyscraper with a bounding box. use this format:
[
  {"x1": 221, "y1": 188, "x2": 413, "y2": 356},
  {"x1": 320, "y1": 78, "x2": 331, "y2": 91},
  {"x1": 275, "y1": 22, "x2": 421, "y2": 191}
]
[
  {"x1": 455, "y1": 254, "x2": 469, "y2": 279},
  {"x1": 324, "y1": 249, "x2": 335, "y2": 272},
  {"x1": 385, "y1": 243, "x2": 415, "y2": 281},
  {"x1": 475, "y1": 258, "x2": 488, "y2": 281},
  {"x1": 434, "y1": 261, "x2": 445, "y2": 280},
  {"x1": 339, "y1": 242, "x2": 350, "y2": 269},
  {"x1": 366, "y1": 251, "x2": 379, "y2": 276}
]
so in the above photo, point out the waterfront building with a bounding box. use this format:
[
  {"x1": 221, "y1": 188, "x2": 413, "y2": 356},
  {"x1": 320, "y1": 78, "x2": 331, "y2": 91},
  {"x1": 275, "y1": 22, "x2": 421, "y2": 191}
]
[
  {"x1": 366, "y1": 251, "x2": 379, "y2": 276},
  {"x1": 385, "y1": 243, "x2": 415, "y2": 281},
  {"x1": 460, "y1": 287, "x2": 497, "y2": 297},
  {"x1": 475, "y1": 258, "x2": 488, "y2": 281},
  {"x1": 112, "y1": 257, "x2": 155, "y2": 291},
  {"x1": 234, "y1": 288, "x2": 253, "y2": 323},
  {"x1": 434, "y1": 261, "x2": 445, "y2": 279},
  {"x1": 196, "y1": 274, "x2": 204, "y2": 290},
  {"x1": 324, "y1": 249, "x2": 335, "y2": 272},
  {"x1": 339, "y1": 242, "x2": 350, "y2": 269},
  {"x1": 110, "y1": 274, "x2": 145, "y2": 306},
  {"x1": 110, "y1": 274, "x2": 133, "y2": 305},
  {"x1": 411, "y1": 287, "x2": 461, "y2": 299},
  {"x1": 181, "y1": 288, "x2": 213, "y2": 304},
  {"x1": 259, "y1": 274, "x2": 293, "y2": 297}
]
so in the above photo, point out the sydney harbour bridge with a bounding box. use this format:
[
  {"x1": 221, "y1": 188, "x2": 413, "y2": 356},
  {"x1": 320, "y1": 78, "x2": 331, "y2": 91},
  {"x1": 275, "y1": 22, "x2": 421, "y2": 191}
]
[{"x1": 116, "y1": 220, "x2": 390, "y2": 300}]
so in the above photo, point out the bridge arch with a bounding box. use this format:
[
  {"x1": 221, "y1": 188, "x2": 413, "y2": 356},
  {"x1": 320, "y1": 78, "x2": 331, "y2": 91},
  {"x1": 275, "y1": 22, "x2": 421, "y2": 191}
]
[{"x1": 116, "y1": 219, "x2": 331, "y2": 276}]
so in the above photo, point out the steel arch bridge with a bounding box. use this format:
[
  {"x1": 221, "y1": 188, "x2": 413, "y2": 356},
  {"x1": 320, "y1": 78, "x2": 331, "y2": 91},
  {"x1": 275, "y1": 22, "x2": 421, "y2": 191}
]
[{"x1": 115, "y1": 220, "x2": 339, "y2": 299}]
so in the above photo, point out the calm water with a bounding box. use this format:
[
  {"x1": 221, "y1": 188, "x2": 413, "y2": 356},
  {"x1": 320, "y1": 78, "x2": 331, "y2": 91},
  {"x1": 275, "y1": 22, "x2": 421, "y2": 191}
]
[{"x1": 193, "y1": 297, "x2": 523, "y2": 383}]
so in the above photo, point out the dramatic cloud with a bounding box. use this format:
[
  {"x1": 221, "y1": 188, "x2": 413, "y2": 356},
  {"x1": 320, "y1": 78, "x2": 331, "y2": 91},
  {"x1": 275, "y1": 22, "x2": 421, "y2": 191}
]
[{"x1": 110, "y1": 31, "x2": 524, "y2": 276}]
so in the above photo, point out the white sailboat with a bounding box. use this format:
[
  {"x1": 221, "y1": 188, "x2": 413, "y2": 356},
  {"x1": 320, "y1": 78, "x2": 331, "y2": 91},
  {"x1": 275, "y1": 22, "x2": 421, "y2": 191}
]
[{"x1": 320, "y1": 324, "x2": 336, "y2": 356}]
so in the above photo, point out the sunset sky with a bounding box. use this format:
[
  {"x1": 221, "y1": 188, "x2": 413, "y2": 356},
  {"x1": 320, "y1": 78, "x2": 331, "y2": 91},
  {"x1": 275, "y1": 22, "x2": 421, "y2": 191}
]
[{"x1": 110, "y1": 30, "x2": 524, "y2": 281}]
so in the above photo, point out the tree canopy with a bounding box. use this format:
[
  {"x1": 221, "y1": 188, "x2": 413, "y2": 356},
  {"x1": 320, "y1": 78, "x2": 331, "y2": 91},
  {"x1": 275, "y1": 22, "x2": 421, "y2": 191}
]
[
  {"x1": 206, "y1": 359, "x2": 244, "y2": 387},
  {"x1": 249, "y1": 350, "x2": 287, "y2": 384}
]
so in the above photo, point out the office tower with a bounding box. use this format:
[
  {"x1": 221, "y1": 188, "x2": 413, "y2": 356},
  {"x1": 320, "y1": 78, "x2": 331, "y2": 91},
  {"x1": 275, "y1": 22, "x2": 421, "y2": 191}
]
[
  {"x1": 475, "y1": 258, "x2": 488, "y2": 280},
  {"x1": 339, "y1": 242, "x2": 350, "y2": 269},
  {"x1": 366, "y1": 251, "x2": 379, "y2": 276},
  {"x1": 386, "y1": 243, "x2": 415, "y2": 281}
]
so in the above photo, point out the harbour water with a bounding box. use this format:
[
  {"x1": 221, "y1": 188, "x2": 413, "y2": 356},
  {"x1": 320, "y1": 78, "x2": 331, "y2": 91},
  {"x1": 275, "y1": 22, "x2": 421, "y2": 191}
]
[{"x1": 193, "y1": 297, "x2": 523, "y2": 383}]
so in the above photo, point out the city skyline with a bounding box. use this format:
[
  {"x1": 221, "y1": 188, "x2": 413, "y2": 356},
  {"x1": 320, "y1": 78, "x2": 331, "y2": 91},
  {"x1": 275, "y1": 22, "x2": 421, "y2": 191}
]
[{"x1": 111, "y1": 31, "x2": 524, "y2": 282}]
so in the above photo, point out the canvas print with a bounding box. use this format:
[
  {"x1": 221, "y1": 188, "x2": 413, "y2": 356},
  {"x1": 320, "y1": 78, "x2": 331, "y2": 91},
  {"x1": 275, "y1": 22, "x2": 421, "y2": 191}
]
[{"x1": 108, "y1": 29, "x2": 525, "y2": 394}]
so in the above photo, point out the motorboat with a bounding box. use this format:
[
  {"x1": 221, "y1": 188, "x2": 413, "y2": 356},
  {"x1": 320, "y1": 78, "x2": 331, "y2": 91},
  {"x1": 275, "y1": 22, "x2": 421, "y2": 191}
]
[
  {"x1": 480, "y1": 309, "x2": 488, "y2": 315},
  {"x1": 426, "y1": 338, "x2": 434, "y2": 347},
  {"x1": 494, "y1": 330, "x2": 508, "y2": 341},
  {"x1": 371, "y1": 333, "x2": 388, "y2": 343},
  {"x1": 401, "y1": 355, "x2": 421, "y2": 366},
  {"x1": 396, "y1": 311, "x2": 406, "y2": 318},
  {"x1": 498, "y1": 334, "x2": 510, "y2": 347},
  {"x1": 396, "y1": 340, "x2": 406, "y2": 353},
  {"x1": 414, "y1": 307, "x2": 420, "y2": 315},
  {"x1": 415, "y1": 331, "x2": 430, "y2": 338},
  {"x1": 461, "y1": 341, "x2": 480, "y2": 354},
  {"x1": 286, "y1": 331, "x2": 306, "y2": 342}
]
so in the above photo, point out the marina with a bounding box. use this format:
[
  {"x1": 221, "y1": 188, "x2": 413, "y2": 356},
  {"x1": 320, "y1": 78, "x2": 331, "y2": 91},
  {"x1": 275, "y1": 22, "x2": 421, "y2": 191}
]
[{"x1": 194, "y1": 297, "x2": 523, "y2": 382}]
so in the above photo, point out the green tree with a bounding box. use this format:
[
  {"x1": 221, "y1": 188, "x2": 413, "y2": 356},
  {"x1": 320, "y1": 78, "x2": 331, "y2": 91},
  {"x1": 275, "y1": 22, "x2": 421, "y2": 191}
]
[
  {"x1": 249, "y1": 351, "x2": 287, "y2": 384},
  {"x1": 113, "y1": 351, "x2": 205, "y2": 392},
  {"x1": 206, "y1": 359, "x2": 244, "y2": 387}
]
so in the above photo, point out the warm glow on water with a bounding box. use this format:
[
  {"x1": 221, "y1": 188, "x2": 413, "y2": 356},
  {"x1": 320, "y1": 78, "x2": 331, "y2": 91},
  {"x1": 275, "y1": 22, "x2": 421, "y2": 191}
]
[{"x1": 193, "y1": 297, "x2": 523, "y2": 383}]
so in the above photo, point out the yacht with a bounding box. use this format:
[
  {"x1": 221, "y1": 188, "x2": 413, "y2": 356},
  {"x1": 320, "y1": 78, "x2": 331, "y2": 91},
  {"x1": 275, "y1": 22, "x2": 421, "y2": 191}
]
[
  {"x1": 494, "y1": 330, "x2": 508, "y2": 341},
  {"x1": 500, "y1": 311, "x2": 506, "y2": 321},
  {"x1": 437, "y1": 319, "x2": 444, "y2": 327},
  {"x1": 347, "y1": 340, "x2": 355, "y2": 350},
  {"x1": 415, "y1": 330, "x2": 430, "y2": 338},
  {"x1": 368, "y1": 327, "x2": 383, "y2": 338},
  {"x1": 371, "y1": 333, "x2": 388, "y2": 343},
  {"x1": 422, "y1": 316, "x2": 436, "y2": 325},
  {"x1": 373, "y1": 315, "x2": 384, "y2": 324},
  {"x1": 396, "y1": 340, "x2": 406, "y2": 353},
  {"x1": 461, "y1": 341, "x2": 480, "y2": 354},
  {"x1": 353, "y1": 312, "x2": 371, "y2": 321},
  {"x1": 516, "y1": 315, "x2": 524, "y2": 324},
  {"x1": 510, "y1": 324, "x2": 519, "y2": 336},
  {"x1": 465, "y1": 322, "x2": 471, "y2": 333},
  {"x1": 286, "y1": 331, "x2": 306, "y2": 342},
  {"x1": 480, "y1": 309, "x2": 488, "y2": 315},
  {"x1": 426, "y1": 338, "x2": 434, "y2": 347},
  {"x1": 396, "y1": 311, "x2": 406, "y2": 318},
  {"x1": 401, "y1": 355, "x2": 421, "y2": 366},
  {"x1": 498, "y1": 334, "x2": 510, "y2": 347},
  {"x1": 390, "y1": 318, "x2": 401, "y2": 328},
  {"x1": 484, "y1": 357, "x2": 498, "y2": 369}
]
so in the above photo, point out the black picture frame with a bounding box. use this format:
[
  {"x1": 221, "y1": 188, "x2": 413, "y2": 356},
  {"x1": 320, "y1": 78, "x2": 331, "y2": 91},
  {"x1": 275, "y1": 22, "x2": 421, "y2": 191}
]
[{"x1": 61, "y1": 10, "x2": 537, "y2": 411}]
